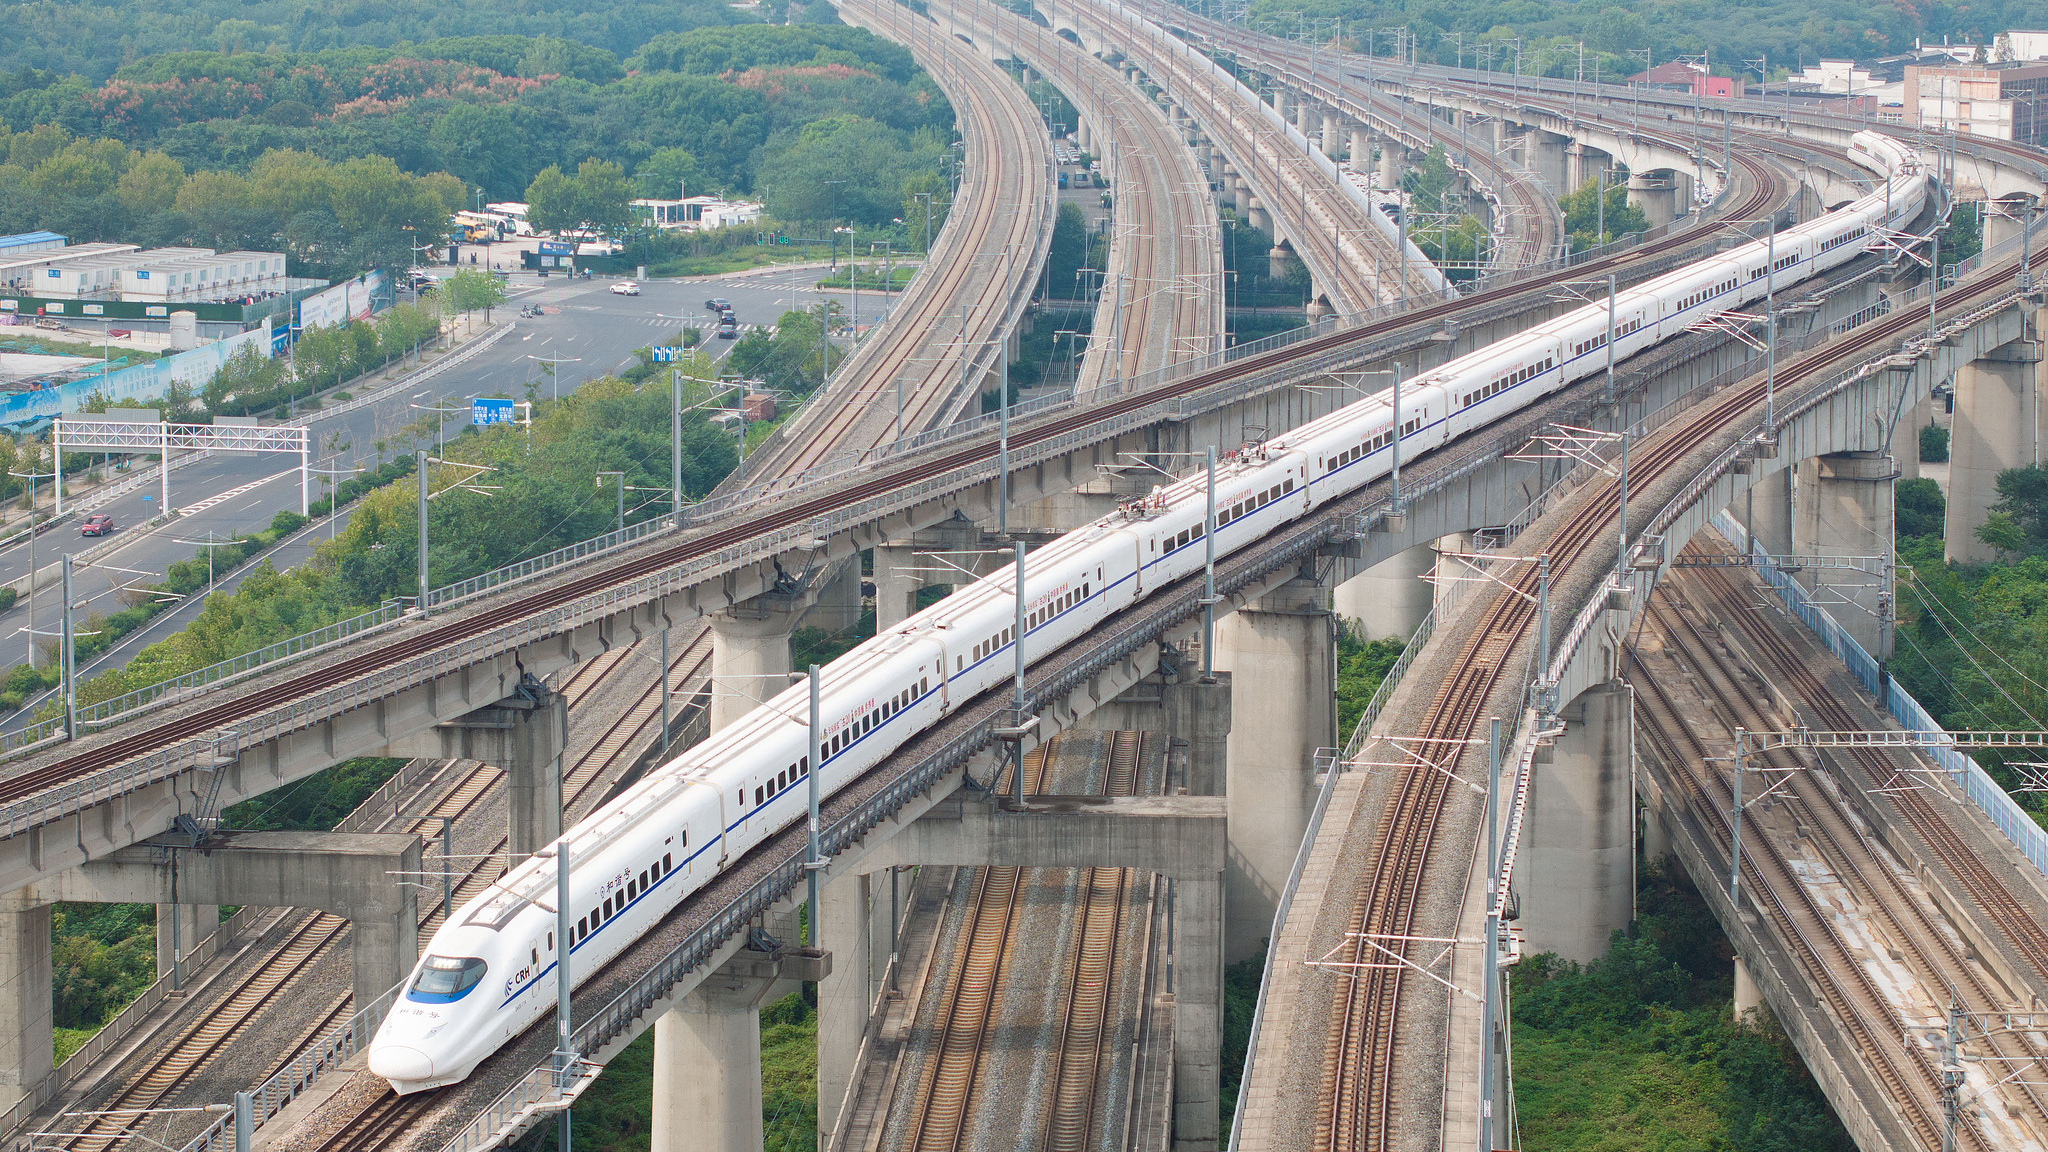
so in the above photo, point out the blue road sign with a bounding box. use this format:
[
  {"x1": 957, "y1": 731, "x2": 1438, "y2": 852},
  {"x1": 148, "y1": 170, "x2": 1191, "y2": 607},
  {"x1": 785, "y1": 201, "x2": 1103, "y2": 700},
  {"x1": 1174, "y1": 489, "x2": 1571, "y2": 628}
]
[
  {"x1": 471, "y1": 397, "x2": 515, "y2": 426},
  {"x1": 650, "y1": 346, "x2": 684, "y2": 363}
]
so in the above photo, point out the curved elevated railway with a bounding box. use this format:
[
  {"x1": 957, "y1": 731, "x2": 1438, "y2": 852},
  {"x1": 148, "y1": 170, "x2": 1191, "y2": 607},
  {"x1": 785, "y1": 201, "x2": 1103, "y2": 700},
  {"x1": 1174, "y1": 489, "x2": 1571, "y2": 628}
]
[{"x1": 1294, "y1": 228, "x2": 2048, "y2": 1150}]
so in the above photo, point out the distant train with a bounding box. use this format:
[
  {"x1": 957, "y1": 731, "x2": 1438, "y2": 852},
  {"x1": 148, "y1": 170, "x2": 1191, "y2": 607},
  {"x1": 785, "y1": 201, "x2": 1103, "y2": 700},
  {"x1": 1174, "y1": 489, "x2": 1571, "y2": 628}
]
[{"x1": 368, "y1": 132, "x2": 1929, "y2": 1092}]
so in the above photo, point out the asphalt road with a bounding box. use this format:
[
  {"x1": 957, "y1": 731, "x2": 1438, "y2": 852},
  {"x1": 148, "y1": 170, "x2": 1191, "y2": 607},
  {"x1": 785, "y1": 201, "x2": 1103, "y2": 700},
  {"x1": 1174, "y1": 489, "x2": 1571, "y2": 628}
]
[{"x1": 0, "y1": 264, "x2": 901, "y2": 714}]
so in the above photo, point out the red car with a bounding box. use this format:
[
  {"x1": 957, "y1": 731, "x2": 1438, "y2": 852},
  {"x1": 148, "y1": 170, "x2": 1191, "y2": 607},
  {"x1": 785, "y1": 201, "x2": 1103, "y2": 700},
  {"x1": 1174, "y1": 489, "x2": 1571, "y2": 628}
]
[{"x1": 80, "y1": 515, "x2": 115, "y2": 536}]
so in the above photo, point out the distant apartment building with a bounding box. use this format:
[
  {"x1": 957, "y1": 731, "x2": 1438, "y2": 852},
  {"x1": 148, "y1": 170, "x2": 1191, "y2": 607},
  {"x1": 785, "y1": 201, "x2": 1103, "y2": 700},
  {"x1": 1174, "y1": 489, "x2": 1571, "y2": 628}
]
[{"x1": 1905, "y1": 60, "x2": 2048, "y2": 142}]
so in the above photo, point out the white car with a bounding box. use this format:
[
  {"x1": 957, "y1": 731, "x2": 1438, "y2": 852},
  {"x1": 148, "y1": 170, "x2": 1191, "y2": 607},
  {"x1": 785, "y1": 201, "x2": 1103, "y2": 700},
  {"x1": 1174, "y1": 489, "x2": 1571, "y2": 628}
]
[{"x1": 610, "y1": 281, "x2": 640, "y2": 296}]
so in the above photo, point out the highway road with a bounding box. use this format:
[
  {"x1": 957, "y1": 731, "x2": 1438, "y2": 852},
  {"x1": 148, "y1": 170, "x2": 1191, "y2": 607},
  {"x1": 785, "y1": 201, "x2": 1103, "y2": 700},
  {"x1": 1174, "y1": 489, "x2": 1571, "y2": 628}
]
[{"x1": 0, "y1": 265, "x2": 896, "y2": 707}]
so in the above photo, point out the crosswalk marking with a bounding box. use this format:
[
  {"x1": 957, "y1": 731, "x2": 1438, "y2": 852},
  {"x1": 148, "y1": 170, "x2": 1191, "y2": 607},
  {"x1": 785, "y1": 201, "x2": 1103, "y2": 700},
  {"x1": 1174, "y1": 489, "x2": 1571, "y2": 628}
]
[{"x1": 178, "y1": 469, "x2": 297, "y2": 517}]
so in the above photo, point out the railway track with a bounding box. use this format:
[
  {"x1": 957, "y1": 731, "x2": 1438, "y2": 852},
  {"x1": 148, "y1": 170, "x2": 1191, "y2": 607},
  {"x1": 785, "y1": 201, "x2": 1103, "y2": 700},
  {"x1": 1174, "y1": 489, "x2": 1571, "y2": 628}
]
[
  {"x1": 940, "y1": 0, "x2": 1224, "y2": 388},
  {"x1": 1629, "y1": 603, "x2": 1958, "y2": 1149},
  {"x1": 1664, "y1": 553, "x2": 2048, "y2": 1139},
  {"x1": 6, "y1": 118, "x2": 1791, "y2": 817},
  {"x1": 1042, "y1": 731, "x2": 1142, "y2": 1152},
  {"x1": 902, "y1": 746, "x2": 1051, "y2": 1152},
  {"x1": 900, "y1": 731, "x2": 1147, "y2": 1152},
  {"x1": 1306, "y1": 223, "x2": 2048, "y2": 1149},
  {"x1": 751, "y1": 0, "x2": 1053, "y2": 478}
]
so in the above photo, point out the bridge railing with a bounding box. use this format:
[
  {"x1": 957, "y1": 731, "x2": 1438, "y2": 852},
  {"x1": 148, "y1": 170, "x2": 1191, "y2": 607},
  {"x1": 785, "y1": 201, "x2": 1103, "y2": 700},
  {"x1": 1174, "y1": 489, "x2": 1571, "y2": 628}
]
[{"x1": 1714, "y1": 511, "x2": 2048, "y2": 878}]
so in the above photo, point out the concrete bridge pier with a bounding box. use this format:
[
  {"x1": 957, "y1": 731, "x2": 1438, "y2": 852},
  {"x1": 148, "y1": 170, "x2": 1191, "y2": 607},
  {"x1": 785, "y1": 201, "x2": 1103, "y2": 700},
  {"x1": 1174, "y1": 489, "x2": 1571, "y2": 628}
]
[
  {"x1": 1319, "y1": 113, "x2": 1343, "y2": 160},
  {"x1": 1230, "y1": 177, "x2": 1252, "y2": 219},
  {"x1": 651, "y1": 947, "x2": 790, "y2": 1152},
  {"x1": 1348, "y1": 125, "x2": 1371, "y2": 169},
  {"x1": 156, "y1": 902, "x2": 217, "y2": 980},
  {"x1": 1215, "y1": 564, "x2": 1333, "y2": 960},
  {"x1": 873, "y1": 542, "x2": 921, "y2": 630},
  {"x1": 708, "y1": 595, "x2": 806, "y2": 731},
  {"x1": 383, "y1": 680, "x2": 567, "y2": 860},
  {"x1": 1295, "y1": 99, "x2": 1319, "y2": 139},
  {"x1": 1531, "y1": 131, "x2": 1569, "y2": 195},
  {"x1": 1736, "y1": 464, "x2": 1795, "y2": 559},
  {"x1": 1376, "y1": 142, "x2": 1401, "y2": 189},
  {"x1": 1733, "y1": 955, "x2": 1764, "y2": 1019},
  {"x1": 0, "y1": 904, "x2": 49, "y2": 1109},
  {"x1": 807, "y1": 558, "x2": 871, "y2": 638},
  {"x1": 1627, "y1": 172, "x2": 1678, "y2": 229},
  {"x1": 1793, "y1": 451, "x2": 1896, "y2": 660},
  {"x1": 1984, "y1": 195, "x2": 2036, "y2": 252},
  {"x1": 1946, "y1": 336, "x2": 2043, "y2": 562},
  {"x1": 1333, "y1": 540, "x2": 1434, "y2": 641},
  {"x1": 1518, "y1": 682, "x2": 1635, "y2": 964},
  {"x1": 1268, "y1": 243, "x2": 1292, "y2": 280},
  {"x1": 1247, "y1": 202, "x2": 1272, "y2": 235}
]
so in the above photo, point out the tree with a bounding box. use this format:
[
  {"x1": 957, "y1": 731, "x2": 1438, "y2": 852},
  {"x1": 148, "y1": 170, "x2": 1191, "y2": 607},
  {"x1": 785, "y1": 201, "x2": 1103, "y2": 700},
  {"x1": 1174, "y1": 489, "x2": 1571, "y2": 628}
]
[
  {"x1": 1046, "y1": 202, "x2": 1088, "y2": 301},
  {"x1": 575, "y1": 158, "x2": 635, "y2": 239},
  {"x1": 114, "y1": 151, "x2": 183, "y2": 217},
  {"x1": 1978, "y1": 511, "x2": 2027, "y2": 561},
  {"x1": 634, "y1": 146, "x2": 699, "y2": 199},
  {"x1": 1560, "y1": 175, "x2": 1649, "y2": 252},
  {"x1": 525, "y1": 164, "x2": 579, "y2": 234},
  {"x1": 440, "y1": 268, "x2": 508, "y2": 322}
]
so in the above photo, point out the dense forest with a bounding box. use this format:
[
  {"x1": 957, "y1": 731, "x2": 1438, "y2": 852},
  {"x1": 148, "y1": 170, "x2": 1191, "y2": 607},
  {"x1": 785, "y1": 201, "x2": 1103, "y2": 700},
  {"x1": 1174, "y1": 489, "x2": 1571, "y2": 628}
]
[
  {"x1": 0, "y1": 20, "x2": 956, "y2": 281},
  {"x1": 1235, "y1": 0, "x2": 2032, "y2": 81}
]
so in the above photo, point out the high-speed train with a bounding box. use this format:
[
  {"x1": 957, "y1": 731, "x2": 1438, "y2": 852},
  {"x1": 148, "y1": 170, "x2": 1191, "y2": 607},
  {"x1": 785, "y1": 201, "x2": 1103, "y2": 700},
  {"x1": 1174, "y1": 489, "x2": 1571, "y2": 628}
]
[{"x1": 368, "y1": 132, "x2": 1927, "y2": 1092}]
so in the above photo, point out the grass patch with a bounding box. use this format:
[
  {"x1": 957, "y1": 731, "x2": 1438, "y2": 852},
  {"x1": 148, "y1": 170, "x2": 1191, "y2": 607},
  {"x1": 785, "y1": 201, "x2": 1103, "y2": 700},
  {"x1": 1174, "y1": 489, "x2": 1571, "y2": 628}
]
[
  {"x1": 651, "y1": 250, "x2": 833, "y2": 278},
  {"x1": 1511, "y1": 866, "x2": 1853, "y2": 1152}
]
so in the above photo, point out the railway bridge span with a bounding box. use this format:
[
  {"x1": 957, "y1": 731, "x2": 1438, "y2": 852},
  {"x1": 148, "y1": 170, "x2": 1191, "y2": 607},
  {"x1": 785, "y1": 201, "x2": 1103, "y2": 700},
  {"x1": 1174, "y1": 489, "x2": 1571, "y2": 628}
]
[
  {"x1": 1235, "y1": 230, "x2": 2048, "y2": 1152},
  {"x1": 0, "y1": 87, "x2": 1843, "y2": 1139},
  {"x1": 243, "y1": 194, "x2": 1953, "y2": 1152}
]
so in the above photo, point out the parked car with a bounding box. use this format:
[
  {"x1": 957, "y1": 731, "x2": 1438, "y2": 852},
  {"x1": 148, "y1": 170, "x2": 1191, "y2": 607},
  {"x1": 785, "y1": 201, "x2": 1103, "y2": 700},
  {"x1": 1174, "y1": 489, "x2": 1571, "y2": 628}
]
[
  {"x1": 705, "y1": 298, "x2": 733, "y2": 312},
  {"x1": 611, "y1": 280, "x2": 640, "y2": 296},
  {"x1": 80, "y1": 514, "x2": 115, "y2": 536}
]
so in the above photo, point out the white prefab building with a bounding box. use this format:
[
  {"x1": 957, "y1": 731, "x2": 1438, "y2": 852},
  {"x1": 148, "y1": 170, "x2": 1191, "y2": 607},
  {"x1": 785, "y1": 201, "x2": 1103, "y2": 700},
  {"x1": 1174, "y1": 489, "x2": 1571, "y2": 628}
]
[
  {"x1": 121, "y1": 251, "x2": 288, "y2": 302},
  {"x1": 0, "y1": 243, "x2": 144, "y2": 297},
  {"x1": 630, "y1": 196, "x2": 764, "y2": 231}
]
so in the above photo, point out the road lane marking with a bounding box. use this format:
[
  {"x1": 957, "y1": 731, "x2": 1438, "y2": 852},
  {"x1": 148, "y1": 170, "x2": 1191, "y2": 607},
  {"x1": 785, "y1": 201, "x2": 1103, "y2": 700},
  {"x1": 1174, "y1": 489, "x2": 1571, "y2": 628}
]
[{"x1": 178, "y1": 469, "x2": 297, "y2": 517}]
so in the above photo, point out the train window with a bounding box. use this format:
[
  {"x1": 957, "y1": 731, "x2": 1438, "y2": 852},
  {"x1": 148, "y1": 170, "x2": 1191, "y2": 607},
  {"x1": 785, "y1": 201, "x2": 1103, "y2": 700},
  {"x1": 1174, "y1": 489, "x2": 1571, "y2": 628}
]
[
  {"x1": 755, "y1": 786, "x2": 764, "y2": 806},
  {"x1": 664, "y1": 851, "x2": 674, "y2": 869},
  {"x1": 410, "y1": 956, "x2": 488, "y2": 1002},
  {"x1": 547, "y1": 932, "x2": 553, "y2": 951},
  {"x1": 626, "y1": 880, "x2": 637, "y2": 900},
  {"x1": 532, "y1": 947, "x2": 540, "y2": 965},
  {"x1": 640, "y1": 869, "x2": 650, "y2": 890}
]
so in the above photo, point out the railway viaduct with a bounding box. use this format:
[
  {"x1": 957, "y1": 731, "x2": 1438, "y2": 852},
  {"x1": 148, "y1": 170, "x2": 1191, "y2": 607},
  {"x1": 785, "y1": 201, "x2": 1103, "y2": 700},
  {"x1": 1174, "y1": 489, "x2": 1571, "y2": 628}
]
[
  {"x1": 13, "y1": 33, "x2": 2048, "y2": 1152},
  {"x1": 0, "y1": 102, "x2": 1869, "y2": 1151}
]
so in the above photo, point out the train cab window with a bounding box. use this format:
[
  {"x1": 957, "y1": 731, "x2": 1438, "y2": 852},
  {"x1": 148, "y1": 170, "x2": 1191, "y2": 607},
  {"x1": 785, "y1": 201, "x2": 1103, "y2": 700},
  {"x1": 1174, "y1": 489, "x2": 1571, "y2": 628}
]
[{"x1": 409, "y1": 955, "x2": 490, "y2": 1002}]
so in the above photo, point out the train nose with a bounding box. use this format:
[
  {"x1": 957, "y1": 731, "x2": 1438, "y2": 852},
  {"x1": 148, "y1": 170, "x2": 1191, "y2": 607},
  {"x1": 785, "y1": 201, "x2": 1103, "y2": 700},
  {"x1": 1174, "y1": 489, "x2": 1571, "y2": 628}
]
[{"x1": 370, "y1": 1044, "x2": 435, "y2": 1083}]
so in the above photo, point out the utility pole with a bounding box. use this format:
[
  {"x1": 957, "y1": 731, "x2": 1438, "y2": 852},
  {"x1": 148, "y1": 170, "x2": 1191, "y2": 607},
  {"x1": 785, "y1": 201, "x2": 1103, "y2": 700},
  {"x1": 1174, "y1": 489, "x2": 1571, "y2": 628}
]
[
  {"x1": 671, "y1": 369, "x2": 685, "y2": 529},
  {"x1": 416, "y1": 450, "x2": 430, "y2": 615}
]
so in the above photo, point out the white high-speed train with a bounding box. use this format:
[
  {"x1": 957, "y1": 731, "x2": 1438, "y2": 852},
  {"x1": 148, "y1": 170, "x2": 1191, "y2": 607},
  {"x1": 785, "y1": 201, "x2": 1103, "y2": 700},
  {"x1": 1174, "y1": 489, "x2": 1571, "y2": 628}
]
[{"x1": 368, "y1": 132, "x2": 1927, "y2": 1092}]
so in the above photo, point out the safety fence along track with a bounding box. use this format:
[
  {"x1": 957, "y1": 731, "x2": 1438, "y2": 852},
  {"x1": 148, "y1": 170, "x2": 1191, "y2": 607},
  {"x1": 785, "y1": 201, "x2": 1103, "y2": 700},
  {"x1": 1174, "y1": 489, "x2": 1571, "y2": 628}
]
[{"x1": 1632, "y1": 546, "x2": 2048, "y2": 1149}]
